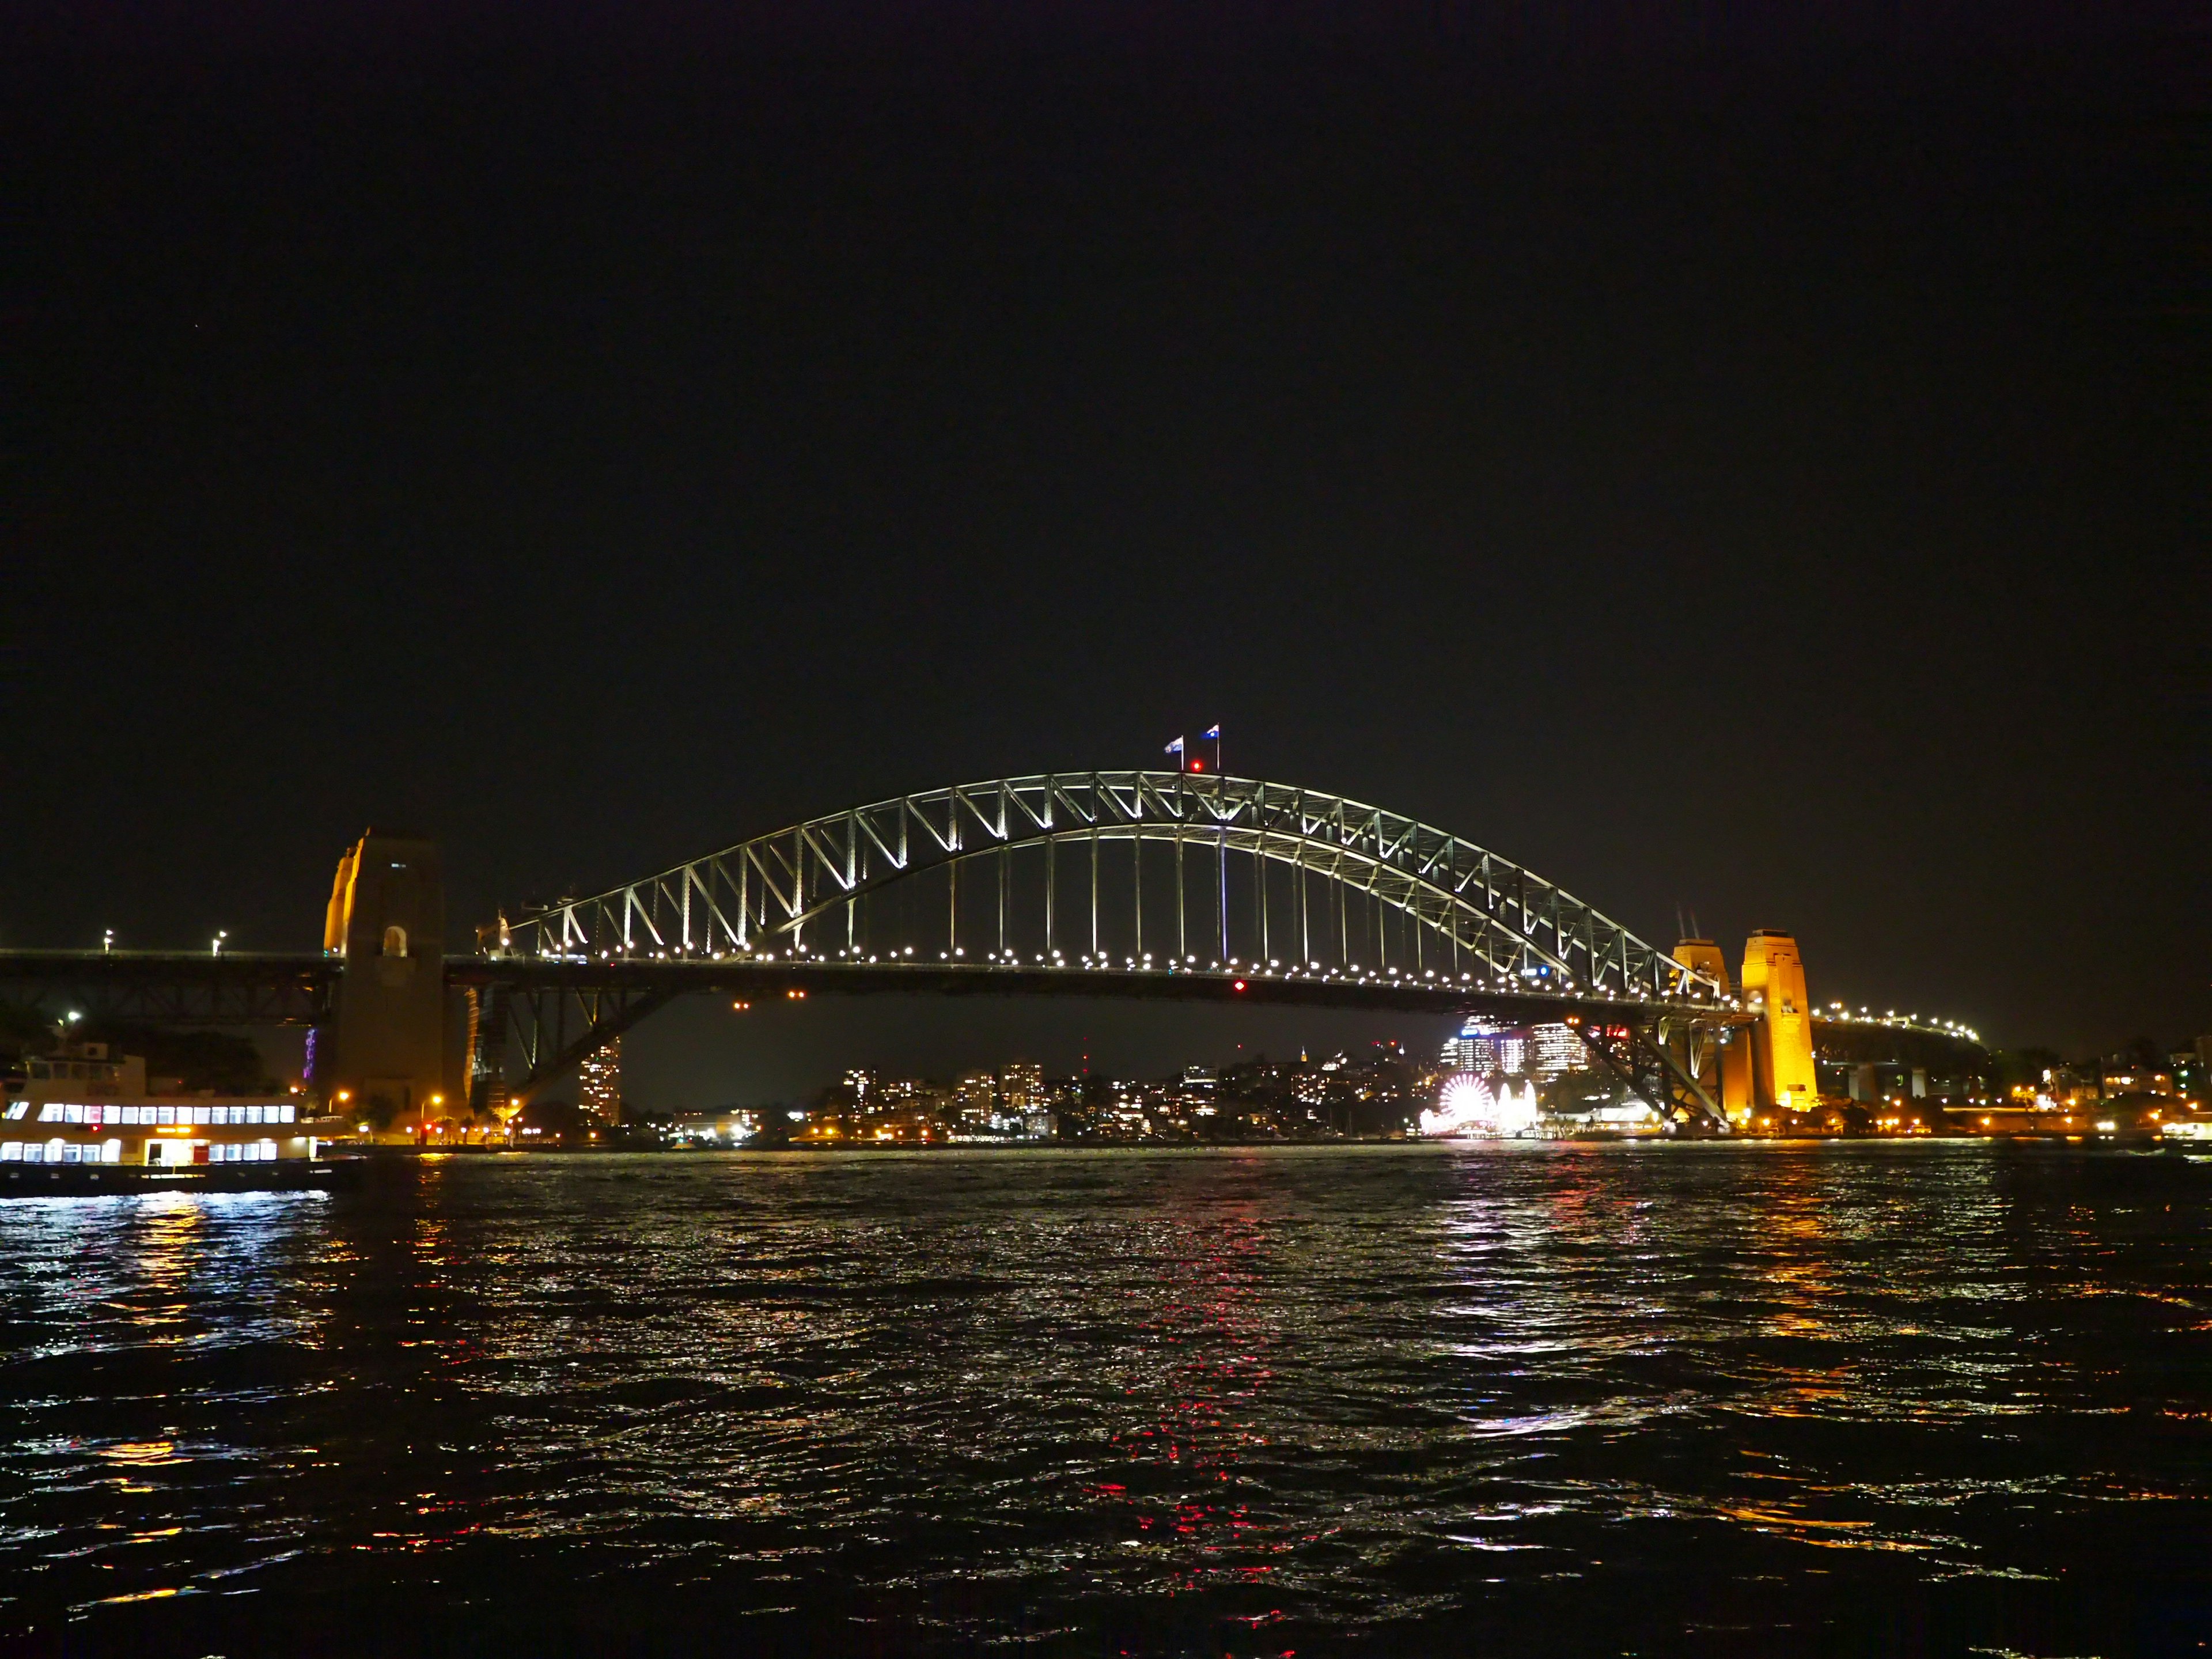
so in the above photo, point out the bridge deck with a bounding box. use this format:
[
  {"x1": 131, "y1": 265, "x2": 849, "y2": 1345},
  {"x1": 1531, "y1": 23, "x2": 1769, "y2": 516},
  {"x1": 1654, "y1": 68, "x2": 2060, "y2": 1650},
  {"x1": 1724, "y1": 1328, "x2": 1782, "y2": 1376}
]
[
  {"x1": 0, "y1": 949, "x2": 1731, "y2": 1025},
  {"x1": 448, "y1": 955, "x2": 1730, "y2": 1023}
]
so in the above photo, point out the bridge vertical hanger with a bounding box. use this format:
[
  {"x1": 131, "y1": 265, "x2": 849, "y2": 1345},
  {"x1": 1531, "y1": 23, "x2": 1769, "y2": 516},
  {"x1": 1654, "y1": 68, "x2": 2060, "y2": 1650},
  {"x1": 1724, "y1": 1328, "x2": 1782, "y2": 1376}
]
[
  {"x1": 1221, "y1": 827, "x2": 1238, "y2": 968},
  {"x1": 1175, "y1": 831, "x2": 1186, "y2": 961}
]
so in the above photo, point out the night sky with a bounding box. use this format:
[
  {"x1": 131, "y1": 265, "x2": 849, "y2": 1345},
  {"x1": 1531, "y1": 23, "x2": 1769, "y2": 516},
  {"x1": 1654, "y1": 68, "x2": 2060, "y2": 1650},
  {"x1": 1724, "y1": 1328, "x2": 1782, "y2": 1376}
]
[{"x1": 6, "y1": 2, "x2": 2205, "y2": 1101}]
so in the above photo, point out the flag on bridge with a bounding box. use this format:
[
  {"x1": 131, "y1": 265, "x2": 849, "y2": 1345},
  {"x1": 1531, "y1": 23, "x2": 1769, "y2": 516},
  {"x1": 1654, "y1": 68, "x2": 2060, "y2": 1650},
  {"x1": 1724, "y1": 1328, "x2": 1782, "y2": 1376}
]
[
  {"x1": 1164, "y1": 736, "x2": 1185, "y2": 770},
  {"x1": 1202, "y1": 725, "x2": 1219, "y2": 740}
]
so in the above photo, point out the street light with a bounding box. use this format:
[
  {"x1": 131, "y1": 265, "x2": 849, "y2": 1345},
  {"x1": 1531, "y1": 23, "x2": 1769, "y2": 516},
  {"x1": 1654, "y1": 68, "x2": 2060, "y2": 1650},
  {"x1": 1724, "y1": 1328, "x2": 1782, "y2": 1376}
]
[
  {"x1": 211, "y1": 930, "x2": 229, "y2": 957},
  {"x1": 102, "y1": 929, "x2": 115, "y2": 954}
]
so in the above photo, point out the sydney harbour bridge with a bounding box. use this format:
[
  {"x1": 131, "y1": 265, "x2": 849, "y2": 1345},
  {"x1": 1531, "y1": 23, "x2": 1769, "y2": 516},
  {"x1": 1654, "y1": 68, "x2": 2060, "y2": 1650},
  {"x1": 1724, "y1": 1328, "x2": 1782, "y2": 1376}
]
[{"x1": 1, "y1": 771, "x2": 1751, "y2": 1128}]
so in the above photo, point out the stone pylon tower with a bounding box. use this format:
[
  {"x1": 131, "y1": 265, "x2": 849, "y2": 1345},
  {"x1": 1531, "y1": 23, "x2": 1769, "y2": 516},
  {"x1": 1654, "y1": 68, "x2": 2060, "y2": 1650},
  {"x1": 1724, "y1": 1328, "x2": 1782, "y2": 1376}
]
[
  {"x1": 323, "y1": 832, "x2": 449, "y2": 1136},
  {"x1": 1672, "y1": 939, "x2": 1749, "y2": 1124},
  {"x1": 1740, "y1": 930, "x2": 1817, "y2": 1111}
]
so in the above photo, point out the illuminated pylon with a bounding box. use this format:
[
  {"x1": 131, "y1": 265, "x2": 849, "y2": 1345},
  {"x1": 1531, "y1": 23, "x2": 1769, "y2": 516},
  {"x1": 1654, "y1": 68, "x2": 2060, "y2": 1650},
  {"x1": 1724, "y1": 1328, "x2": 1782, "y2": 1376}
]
[{"x1": 1740, "y1": 930, "x2": 1817, "y2": 1112}]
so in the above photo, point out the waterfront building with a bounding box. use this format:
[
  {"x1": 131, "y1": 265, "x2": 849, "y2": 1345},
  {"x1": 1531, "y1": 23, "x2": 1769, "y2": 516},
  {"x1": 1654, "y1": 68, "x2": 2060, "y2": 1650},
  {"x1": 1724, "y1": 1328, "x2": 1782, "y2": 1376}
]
[
  {"x1": 579, "y1": 1037, "x2": 622, "y2": 1124},
  {"x1": 1529, "y1": 1023, "x2": 1589, "y2": 1076},
  {"x1": 1441, "y1": 1021, "x2": 1505, "y2": 1074},
  {"x1": 998, "y1": 1060, "x2": 1043, "y2": 1113},
  {"x1": 664, "y1": 1109, "x2": 762, "y2": 1146},
  {"x1": 954, "y1": 1071, "x2": 997, "y2": 1130},
  {"x1": 1440, "y1": 1019, "x2": 1586, "y2": 1079}
]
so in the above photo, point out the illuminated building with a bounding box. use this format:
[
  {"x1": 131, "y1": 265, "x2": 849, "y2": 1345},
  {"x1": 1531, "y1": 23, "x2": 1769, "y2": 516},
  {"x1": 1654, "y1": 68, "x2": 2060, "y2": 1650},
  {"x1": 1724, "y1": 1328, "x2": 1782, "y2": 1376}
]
[
  {"x1": 998, "y1": 1060, "x2": 1043, "y2": 1113},
  {"x1": 1440, "y1": 1020, "x2": 1502, "y2": 1073},
  {"x1": 1440, "y1": 1018, "x2": 1585, "y2": 1078},
  {"x1": 578, "y1": 1037, "x2": 621, "y2": 1124},
  {"x1": 954, "y1": 1071, "x2": 997, "y2": 1130},
  {"x1": 1529, "y1": 1023, "x2": 1588, "y2": 1076}
]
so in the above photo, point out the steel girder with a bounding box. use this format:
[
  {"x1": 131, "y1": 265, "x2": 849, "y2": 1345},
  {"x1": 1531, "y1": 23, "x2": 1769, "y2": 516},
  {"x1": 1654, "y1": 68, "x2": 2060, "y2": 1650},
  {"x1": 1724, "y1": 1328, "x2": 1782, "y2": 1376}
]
[
  {"x1": 0, "y1": 951, "x2": 336, "y2": 1027},
  {"x1": 463, "y1": 975, "x2": 673, "y2": 1118},
  {"x1": 491, "y1": 772, "x2": 1726, "y2": 1004},
  {"x1": 1575, "y1": 1020, "x2": 1732, "y2": 1130}
]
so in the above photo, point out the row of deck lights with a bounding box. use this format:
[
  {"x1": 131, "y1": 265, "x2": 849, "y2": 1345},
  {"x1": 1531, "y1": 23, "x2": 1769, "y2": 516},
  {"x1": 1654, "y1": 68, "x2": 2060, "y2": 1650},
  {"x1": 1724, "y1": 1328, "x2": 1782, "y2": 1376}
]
[
  {"x1": 531, "y1": 937, "x2": 1991, "y2": 1027},
  {"x1": 535, "y1": 939, "x2": 1751, "y2": 1003},
  {"x1": 1823, "y1": 999, "x2": 1980, "y2": 1045}
]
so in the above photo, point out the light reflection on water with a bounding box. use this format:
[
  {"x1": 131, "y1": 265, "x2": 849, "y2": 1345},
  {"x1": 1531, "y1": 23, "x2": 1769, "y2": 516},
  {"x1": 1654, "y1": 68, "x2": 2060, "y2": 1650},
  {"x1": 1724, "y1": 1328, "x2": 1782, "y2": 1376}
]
[{"x1": 2, "y1": 1144, "x2": 2207, "y2": 1653}]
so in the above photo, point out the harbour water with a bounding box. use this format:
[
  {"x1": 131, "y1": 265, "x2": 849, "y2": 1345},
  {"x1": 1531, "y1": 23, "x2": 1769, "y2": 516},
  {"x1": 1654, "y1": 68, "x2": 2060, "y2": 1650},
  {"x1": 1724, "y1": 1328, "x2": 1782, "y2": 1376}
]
[{"x1": 3, "y1": 1144, "x2": 2207, "y2": 1656}]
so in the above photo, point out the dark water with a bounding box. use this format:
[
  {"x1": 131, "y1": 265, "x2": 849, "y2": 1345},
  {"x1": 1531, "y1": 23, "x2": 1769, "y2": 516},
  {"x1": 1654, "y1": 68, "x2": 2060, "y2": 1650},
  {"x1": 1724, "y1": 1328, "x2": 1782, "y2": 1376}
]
[{"x1": 3, "y1": 1145, "x2": 2209, "y2": 1657}]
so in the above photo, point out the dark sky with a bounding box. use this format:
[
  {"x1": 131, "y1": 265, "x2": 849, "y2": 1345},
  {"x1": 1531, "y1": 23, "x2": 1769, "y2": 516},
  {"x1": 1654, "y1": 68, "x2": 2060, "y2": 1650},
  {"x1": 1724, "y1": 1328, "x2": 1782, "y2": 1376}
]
[{"x1": 5, "y1": 1, "x2": 2206, "y2": 1094}]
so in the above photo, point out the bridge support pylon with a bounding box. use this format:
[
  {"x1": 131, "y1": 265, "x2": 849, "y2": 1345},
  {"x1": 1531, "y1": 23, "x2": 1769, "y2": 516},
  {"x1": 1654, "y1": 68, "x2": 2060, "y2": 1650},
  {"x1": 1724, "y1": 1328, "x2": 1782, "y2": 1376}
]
[
  {"x1": 321, "y1": 832, "x2": 454, "y2": 1138},
  {"x1": 1740, "y1": 930, "x2": 1818, "y2": 1115}
]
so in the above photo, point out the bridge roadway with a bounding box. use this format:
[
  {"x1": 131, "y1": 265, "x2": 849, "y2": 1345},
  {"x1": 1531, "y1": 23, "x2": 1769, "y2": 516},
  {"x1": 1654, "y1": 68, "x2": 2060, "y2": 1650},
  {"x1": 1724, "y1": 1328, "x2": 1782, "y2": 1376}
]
[
  {"x1": 445, "y1": 952, "x2": 1700, "y2": 1023},
  {"x1": 0, "y1": 947, "x2": 1733, "y2": 1123},
  {"x1": 0, "y1": 949, "x2": 338, "y2": 1026},
  {"x1": 0, "y1": 947, "x2": 1713, "y2": 1027}
]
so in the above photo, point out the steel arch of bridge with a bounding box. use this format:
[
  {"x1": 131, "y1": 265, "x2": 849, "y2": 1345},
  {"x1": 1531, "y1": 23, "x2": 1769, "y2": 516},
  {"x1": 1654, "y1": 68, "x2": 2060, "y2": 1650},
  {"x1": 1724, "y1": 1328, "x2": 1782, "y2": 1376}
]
[
  {"x1": 493, "y1": 772, "x2": 1722, "y2": 1000},
  {"x1": 468, "y1": 773, "x2": 1737, "y2": 1123}
]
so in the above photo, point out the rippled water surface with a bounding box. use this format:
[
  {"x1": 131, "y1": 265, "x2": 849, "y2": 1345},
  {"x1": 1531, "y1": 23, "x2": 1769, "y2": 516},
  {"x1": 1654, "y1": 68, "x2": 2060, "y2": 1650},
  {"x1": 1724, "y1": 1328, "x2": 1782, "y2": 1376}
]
[{"x1": 3, "y1": 1145, "x2": 2209, "y2": 1656}]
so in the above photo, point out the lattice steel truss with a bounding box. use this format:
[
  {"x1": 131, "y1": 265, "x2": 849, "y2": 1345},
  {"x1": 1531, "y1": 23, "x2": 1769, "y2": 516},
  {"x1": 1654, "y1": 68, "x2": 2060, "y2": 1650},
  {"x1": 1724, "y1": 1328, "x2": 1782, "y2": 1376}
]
[
  {"x1": 490, "y1": 772, "x2": 1727, "y2": 1002},
  {"x1": 458, "y1": 975, "x2": 673, "y2": 1122},
  {"x1": 0, "y1": 951, "x2": 336, "y2": 1027}
]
